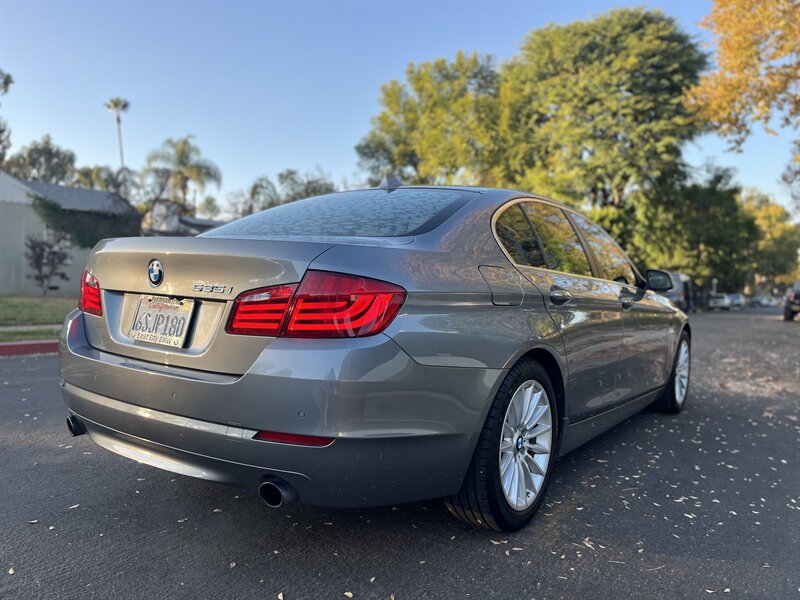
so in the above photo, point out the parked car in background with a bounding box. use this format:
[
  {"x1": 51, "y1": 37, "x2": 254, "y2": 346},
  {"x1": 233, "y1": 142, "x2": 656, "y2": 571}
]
[
  {"x1": 660, "y1": 272, "x2": 693, "y2": 312},
  {"x1": 784, "y1": 281, "x2": 800, "y2": 321},
  {"x1": 729, "y1": 293, "x2": 747, "y2": 309},
  {"x1": 709, "y1": 293, "x2": 732, "y2": 310},
  {"x1": 59, "y1": 185, "x2": 691, "y2": 532}
]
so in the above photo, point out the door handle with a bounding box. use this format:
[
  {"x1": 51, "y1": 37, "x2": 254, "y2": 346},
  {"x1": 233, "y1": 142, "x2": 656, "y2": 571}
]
[
  {"x1": 549, "y1": 288, "x2": 573, "y2": 305},
  {"x1": 620, "y1": 296, "x2": 634, "y2": 310}
]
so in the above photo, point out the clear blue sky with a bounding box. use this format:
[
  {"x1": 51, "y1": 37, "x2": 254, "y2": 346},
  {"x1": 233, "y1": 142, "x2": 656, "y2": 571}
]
[{"x1": 0, "y1": 0, "x2": 794, "y2": 209}]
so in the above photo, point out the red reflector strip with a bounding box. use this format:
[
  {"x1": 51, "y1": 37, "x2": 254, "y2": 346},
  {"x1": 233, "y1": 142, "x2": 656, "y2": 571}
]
[
  {"x1": 78, "y1": 270, "x2": 102, "y2": 316},
  {"x1": 253, "y1": 430, "x2": 335, "y2": 447}
]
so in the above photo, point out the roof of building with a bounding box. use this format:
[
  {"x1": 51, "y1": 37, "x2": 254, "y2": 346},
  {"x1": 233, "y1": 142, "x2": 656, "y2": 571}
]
[{"x1": 18, "y1": 177, "x2": 139, "y2": 216}]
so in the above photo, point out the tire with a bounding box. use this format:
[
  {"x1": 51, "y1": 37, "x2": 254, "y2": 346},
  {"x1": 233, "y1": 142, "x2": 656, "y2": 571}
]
[
  {"x1": 784, "y1": 308, "x2": 795, "y2": 321},
  {"x1": 444, "y1": 359, "x2": 558, "y2": 532},
  {"x1": 652, "y1": 331, "x2": 691, "y2": 414}
]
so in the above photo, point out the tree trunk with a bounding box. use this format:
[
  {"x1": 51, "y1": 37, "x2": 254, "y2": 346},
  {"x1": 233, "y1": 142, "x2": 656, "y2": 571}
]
[{"x1": 116, "y1": 114, "x2": 125, "y2": 169}]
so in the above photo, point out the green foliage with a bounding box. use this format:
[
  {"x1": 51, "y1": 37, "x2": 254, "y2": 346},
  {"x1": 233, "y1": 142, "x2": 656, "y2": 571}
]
[
  {"x1": 4, "y1": 135, "x2": 76, "y2": 184},
  {"x1": 228, "y1": 168, "x2": 336, "y2": 217},
  {"x1": 74, "y1": 165, "x2": 136, "y2": 198},
  {"x1": 781, "y1": 141, "x2": 800, "y2": 213},
  {"x1": 356, "y1": 52, "x2": 499, "y2": 185},
  {"x1": 0, "y1": 68, "x2": 13, "y2": 164},
  {"x1": 621, "y1": 167, "x2": 759, "y2": 288},
  {"x1": 32, "y1": 195, "x2": 141, "y2": 248},
  {"x1": 497, "y1": 8, "x2": 707, "y2": 208},
  {"x1": 144, "y1": 135, "x2": 221, "y2": 209},
  {"x1": 198, "y1": 195, "x2": 221, "y2": 219},
  {"x1": 740, "y1": 188, "x2": 800, "y2": 284}
]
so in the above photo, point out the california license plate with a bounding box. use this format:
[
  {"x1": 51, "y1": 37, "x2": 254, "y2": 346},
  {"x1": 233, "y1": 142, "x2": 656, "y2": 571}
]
[{"x1": 129, "y1": 296, "x2": 195, "y2": 348}]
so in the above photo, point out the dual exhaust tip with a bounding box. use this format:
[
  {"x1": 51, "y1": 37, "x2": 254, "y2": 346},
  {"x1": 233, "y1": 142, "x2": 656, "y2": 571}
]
[{"x1": 67, "y1": 414, "x2": 297, "y2": 509}]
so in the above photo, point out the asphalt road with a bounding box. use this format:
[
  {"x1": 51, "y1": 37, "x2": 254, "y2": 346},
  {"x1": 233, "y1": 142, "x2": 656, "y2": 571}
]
[{"x1": 1, "y1": 309, "x2": 798, "y2": 599}]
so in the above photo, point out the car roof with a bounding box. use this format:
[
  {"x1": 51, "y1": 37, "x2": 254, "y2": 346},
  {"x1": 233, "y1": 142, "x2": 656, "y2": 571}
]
[{"x1": 353, "y1": 185, "x2": 577, "y2": 212}]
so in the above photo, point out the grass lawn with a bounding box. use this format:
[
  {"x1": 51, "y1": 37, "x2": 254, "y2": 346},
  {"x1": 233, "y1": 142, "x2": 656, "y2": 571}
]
[
  {"x1": 0, "y1": 327, "x2": 61, "y2": 342},
  {"x1": 0, "y1": 296, "x2": 76, "y2": 326}
]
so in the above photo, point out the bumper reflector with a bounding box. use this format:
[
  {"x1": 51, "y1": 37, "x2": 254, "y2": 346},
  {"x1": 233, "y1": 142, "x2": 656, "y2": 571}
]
[{"x1": 253, "y1": 430, "x2": 335, "y2": 447}]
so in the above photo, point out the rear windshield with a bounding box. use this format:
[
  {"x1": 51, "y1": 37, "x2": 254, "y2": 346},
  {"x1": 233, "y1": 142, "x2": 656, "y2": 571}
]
[{"x1": 204, "y1": 188, "x2": 475, "y2": 239}]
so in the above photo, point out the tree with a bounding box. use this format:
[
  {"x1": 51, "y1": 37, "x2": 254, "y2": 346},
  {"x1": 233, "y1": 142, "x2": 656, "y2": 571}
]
[
  {"x1": 228, "y1": 168, "x2": 336, "y2": 217},
  {"x1": 275, "y1": 168, "x2": 336, "y2": 202},
  {"x1": 104, "y1": 97, "x2": 130, "y2": 169},
  {"x1": 781, "y1": 141, "x2": 800, "y2": 212},
  {"x1": 24, "y1": 235, "x2": 71, "y2": 295},
  {"x1": 198, "y1": 195, "x2": 221, "y2": 219},
  {"x1": 73, "y1": 165, "x2": 135, "y2": 196},
  {"x1": 356, "y1": 52, "x2": 499, "y2": 185},
  {"x1": 143, "y1": 135, "x2": 221, "y2": 212},
  {"x1": 496, "y1": 8, "x2": 706, "y2": 209},
  {"x1": 0, "y1": 69, "x2": 13, "y2": 164},
  {"x1": 740, "y1": 189, "x2": 800, "y2": 285},
  {"x1": 687, "y1": 0, "x2": 800, "y2": 149},
  {"x1": 635, "y1": 166, "x2": 759, "y2": 289},
  {"x1": 4, "y1": 135, "x2": 76, "y2": 184}
]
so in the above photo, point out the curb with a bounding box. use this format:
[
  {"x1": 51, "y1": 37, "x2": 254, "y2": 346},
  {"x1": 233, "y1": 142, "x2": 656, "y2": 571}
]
[{"x1": 0, "y1": 340, "x2": 59, "y2": 357}]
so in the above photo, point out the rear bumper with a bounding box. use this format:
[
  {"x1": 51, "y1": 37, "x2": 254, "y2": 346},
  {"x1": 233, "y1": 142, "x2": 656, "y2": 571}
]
[{"x1": 59, "y1": 311, "x2": 505, "y2": 507}]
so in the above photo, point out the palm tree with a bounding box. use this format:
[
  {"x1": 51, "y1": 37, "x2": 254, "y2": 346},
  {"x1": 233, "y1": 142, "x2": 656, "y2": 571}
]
[
  {"x1": 105, "y1": 97, "x2": 130, "y2": 169},
  {"x1": 144, "y1": 135, "x2": 222, "y2": 213}
]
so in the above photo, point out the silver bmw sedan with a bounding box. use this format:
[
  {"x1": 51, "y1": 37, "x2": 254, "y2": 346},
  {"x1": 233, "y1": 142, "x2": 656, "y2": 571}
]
[{"x1": 59, "y1": 185, "x2": 690, "y2": 531}]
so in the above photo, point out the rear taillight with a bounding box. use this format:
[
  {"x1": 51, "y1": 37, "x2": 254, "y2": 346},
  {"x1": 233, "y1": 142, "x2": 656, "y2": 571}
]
[
  {"x1": 78, "y1": 270, "x2": 102, "y2": 316},
  {"x1": 284, "y1": 271, "x2": 406, "y2": 338},
  {"x1": 225, "y1": 284, "x2": 298, "y2": 336},
  {"x1": 225, "y1": 271, "x2": 406, "y2": 339}
]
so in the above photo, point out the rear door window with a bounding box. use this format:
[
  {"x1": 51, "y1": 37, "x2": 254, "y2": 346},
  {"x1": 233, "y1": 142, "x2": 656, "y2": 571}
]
[
  {"x1": 494, "y1": 204, "x2": 547, "y2": 267},
  {"x1": 570, "y1": 212, "x2": 637, "y2": 285},
  {"x1": 519, "y1": 202, "x2": 593, "y2": 277}
]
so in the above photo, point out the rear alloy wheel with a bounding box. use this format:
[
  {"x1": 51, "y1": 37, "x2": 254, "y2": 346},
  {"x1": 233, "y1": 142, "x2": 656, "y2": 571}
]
[
  {"x1": 499, "y1": 380, "x2": 553, "y2": 511},
  {"x1": 445, "y1": 360, "x2": 558, "y2": 531},
  {"x1": 652, "y1": 332, "x2": 690, "y2": 414}
]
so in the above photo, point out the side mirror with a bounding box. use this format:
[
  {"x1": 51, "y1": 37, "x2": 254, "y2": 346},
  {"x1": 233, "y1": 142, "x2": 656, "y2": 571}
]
[{"x1": 646, "y1": 269, "x2": 673, "y2": 292}]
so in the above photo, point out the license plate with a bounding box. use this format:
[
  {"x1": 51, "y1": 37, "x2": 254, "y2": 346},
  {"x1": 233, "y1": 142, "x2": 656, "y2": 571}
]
[{"x1": 129, "y1": 296, "x2": 195, "y2": 348}]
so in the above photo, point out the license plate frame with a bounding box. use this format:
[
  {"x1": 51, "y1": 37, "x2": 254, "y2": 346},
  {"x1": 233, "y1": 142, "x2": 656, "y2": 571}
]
[{"x1": 129, "y1": 295, "x2": 195, "y2": 348}]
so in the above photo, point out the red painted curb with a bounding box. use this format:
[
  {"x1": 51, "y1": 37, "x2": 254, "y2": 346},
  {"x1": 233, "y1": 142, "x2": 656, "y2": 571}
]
[{"x1": 0, "y1": 340, "x2": 59, "y2": 356}]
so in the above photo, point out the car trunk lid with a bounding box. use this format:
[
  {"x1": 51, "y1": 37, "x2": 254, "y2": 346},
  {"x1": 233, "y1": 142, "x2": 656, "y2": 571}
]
[{"x1": 82, "y1": 236, "x2": 333, "y2": 375}]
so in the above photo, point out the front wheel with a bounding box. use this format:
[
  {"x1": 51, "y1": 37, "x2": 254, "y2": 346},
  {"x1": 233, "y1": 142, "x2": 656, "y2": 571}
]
[
  {"x1": 784, "y1": 308, "x2": 795, "y2": 321},
  {"x1": 652, "y1": 332, "x2": 690, "y2": 414},
  {"x1": 445, "y1": 360, "x2": 558, "y2": 531}
]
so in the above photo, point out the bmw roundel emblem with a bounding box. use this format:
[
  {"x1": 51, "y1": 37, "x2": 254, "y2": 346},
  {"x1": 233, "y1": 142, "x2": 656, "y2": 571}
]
[{"x1": 148, "y1": 259, "x2": 164, "y2": 287}]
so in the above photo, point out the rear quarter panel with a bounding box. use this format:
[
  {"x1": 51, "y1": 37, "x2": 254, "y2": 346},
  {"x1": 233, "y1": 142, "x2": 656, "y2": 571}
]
[{"x1": 307, "y1": 193, "x2": 569, "y2": 403}]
